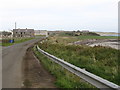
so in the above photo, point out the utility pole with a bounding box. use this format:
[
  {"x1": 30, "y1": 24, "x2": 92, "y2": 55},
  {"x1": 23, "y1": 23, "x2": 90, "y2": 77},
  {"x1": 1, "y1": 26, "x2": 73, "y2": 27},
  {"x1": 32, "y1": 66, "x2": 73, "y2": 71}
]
[{"x1": 15, "y1": 22, "x2": 16, "y2": 29}]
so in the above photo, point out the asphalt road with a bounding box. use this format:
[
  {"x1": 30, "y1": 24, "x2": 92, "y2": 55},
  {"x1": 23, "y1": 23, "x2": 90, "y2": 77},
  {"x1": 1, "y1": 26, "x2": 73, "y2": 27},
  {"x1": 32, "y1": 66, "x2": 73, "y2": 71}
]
[{"x1": 2, "y1": 37, "x2": 44, "y2": 88}]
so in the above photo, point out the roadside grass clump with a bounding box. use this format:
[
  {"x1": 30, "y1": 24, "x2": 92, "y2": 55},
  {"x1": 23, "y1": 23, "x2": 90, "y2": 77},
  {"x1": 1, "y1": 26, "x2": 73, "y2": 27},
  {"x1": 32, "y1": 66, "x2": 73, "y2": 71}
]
[
  {"x1": 38, "y1": 42, "x2": 120, "y2": 85},
  {"x1": 2, "y1": 37, "x2": 34, "y2": 46},
  {"x1": 2, "y1": 42, "x2": 14, "y2": 46},
  {"x1": 33, "y1": 46, "x2": 96, "y2": 88},
  {"x1": 14, "y1": 37, "x2": 34, "y2": 43}
]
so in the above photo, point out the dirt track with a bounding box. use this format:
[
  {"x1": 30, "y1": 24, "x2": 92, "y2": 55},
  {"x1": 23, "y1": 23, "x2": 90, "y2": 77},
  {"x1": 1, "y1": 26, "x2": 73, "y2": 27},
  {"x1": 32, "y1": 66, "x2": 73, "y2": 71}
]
[{"x1": 22, "y1": 47, "x2": 56, "y2": 88}]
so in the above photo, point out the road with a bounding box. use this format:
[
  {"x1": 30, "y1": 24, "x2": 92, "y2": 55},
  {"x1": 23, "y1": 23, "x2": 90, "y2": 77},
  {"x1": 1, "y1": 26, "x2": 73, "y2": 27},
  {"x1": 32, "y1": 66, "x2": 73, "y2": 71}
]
[{"x1": 2, "y1": 37, "x2": 44, "y2": 88}]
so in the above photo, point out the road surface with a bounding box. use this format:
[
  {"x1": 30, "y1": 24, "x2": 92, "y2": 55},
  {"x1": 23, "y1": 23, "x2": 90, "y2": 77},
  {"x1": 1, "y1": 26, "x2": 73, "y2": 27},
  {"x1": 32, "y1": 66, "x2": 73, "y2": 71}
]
[{"x1": 2, "y1": 37, "x2": 44, "y2": 88}]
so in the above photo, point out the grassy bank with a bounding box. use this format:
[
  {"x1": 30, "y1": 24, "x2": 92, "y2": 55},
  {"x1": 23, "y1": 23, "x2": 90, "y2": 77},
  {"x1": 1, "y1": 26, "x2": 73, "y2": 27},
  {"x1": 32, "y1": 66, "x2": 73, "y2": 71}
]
[
  {"x1": 77, "y1": 36, "x2": 118, "y2": 40},
  {"x1": 58, "y1": 31, "x2": 118, "y2": 39},
  {"x1": 38, "y1": 42, "x2": 120, "y2": 85},
  {"x1": 2, "y1": 37, "x2": 34, "y2": 46},
  {"x1": 47, "y1": 35, "x2": 119, "y2": 45},
  {"x1": 33, "y1": 46, "x2": 96, "y2": 88}
]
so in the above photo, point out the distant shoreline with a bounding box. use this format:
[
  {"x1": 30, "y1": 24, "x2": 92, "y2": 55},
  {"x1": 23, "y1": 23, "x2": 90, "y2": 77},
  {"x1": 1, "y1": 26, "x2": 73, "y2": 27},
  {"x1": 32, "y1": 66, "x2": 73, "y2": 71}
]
[{"x1": 95, "y1": 32, "x2": 120, "y2": 36}]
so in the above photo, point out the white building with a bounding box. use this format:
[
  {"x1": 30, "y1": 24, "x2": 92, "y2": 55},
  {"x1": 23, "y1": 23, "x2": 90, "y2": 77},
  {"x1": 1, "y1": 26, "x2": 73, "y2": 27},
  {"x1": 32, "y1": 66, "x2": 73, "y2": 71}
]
[{"x1": 34, "y1": 30, "x2": 48, "y2": 37}]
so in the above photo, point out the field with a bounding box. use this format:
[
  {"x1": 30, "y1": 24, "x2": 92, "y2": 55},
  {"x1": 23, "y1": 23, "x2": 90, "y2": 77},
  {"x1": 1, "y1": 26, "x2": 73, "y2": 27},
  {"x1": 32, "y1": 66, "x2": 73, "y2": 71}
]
[{"x1": 37, "y1": 35, "x2": 120, "y2": 86}]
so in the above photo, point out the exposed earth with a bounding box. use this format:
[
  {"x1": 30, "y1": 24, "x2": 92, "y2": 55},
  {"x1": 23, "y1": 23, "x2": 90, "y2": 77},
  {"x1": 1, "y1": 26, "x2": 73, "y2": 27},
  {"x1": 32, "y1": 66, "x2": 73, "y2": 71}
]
[{"x1": 22, "y1": 47, "x2": 56, "y2": 88}]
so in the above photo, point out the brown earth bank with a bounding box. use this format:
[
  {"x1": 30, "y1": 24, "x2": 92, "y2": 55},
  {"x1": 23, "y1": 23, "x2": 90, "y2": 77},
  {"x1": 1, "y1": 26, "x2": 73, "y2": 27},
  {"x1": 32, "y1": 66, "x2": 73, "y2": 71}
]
[{"x1": 22, "y1": 47, "x2": 57, "y2": 88}]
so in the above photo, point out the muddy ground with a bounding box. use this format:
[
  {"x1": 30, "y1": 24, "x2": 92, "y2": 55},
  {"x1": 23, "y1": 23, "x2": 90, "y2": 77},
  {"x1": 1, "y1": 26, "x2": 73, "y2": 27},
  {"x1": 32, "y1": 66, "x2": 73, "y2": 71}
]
[
  {"x1": 22, "y1": 47, "x2": 57, "y2": 88},
  {"x1": 69, "y1": 39, "x2": 120, "y2": 50}
]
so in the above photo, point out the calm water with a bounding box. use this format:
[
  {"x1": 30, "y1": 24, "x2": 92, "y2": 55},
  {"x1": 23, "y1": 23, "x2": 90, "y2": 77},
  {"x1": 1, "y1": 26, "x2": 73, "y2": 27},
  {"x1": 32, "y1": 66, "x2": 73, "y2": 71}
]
[{"x1": 107, "y1": 34, "x2": 120, "y2": 36}]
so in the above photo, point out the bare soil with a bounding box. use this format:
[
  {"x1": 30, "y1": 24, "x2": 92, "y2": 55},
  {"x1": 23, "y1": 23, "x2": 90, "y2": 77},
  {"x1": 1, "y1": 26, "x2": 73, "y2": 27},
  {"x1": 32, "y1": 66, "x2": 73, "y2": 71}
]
[{"x1": 22, "y1": 47, "x2": 57, "y2": 88}]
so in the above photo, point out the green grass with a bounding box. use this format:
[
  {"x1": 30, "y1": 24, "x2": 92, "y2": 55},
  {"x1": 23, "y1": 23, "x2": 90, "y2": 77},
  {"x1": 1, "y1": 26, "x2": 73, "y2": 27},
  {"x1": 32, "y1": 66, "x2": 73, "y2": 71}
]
[
  {"x1": 38, "y1": 42, "x2": 120, "y2": 85},
  {"x1": 58, "y1": 32, "x2": 119, "y2": 39},
  {"x1": 2, "y1": 43, "x2": 14, "y2": 46},
  {"x1": 33, "y1": 46, "x2": 96, "y2": 88},
  {"x1": 47, "y1": 36, "x2": 79, "y2": 45},
  {"x1": 47, "y1": 35, "x2": 119, "y2": 45},
  {"x1": 2, "y1": 37, "x2": 34, "y2": 46},
  {"x1": 14, "y1": 37, "x2": 34, "y2": 43},
  {"x1": 77, "y1": 36, "x2": 118, "y2": 40}
]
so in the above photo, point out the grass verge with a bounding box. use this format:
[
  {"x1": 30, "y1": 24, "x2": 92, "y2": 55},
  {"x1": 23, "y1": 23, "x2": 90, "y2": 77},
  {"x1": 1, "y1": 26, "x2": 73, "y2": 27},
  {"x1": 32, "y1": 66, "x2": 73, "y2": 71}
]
[{"x1": 2, "y1": 37, "x2": 34, "y2": 46}]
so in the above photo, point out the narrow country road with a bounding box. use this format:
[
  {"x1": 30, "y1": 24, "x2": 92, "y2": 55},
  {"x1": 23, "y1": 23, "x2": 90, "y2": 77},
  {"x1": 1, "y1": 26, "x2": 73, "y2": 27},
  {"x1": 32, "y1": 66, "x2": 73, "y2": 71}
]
[{"x1": 2, "y1": 37, "x2": 44, "y2": 88}]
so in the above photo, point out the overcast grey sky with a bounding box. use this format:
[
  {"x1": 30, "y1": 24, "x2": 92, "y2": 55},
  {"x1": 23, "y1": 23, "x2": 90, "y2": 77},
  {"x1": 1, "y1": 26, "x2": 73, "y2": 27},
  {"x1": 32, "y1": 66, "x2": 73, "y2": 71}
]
[{"x1": 0, "y1": 0, "x2": 118, "y2": 32}]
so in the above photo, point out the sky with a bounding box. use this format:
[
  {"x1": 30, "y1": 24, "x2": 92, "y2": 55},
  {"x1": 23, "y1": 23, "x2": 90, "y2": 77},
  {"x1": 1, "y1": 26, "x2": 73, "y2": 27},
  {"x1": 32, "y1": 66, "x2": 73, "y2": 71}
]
[{"x1": 0, "y1": 0, "x2": 119, "y2": 32}]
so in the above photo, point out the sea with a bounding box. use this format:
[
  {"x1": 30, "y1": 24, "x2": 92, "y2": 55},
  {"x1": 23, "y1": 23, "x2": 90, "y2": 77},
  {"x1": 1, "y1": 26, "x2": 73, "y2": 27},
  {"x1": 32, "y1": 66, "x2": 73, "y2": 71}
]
[{"x1": 106, "y1": 34, "x2": 120, "y2": 36}]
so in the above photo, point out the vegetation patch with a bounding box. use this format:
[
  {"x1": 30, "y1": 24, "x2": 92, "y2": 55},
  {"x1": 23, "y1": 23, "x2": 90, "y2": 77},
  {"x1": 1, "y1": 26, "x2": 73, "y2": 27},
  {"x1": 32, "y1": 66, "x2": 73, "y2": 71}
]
[
  {"x1": 33, "y1": 46, "x2": 96, "y2": 88},
  {"x1": 46, "y1": 35, "x2": 118, "y2": 46},
  {"x1": 77, "y1": 36, "x2": 118, "y2": 40},
  {"x1": 38, "y1": 42, "x2": 120, "y2": 85},
  {"x1": 60, "y1": 31, "x2": 100, "y2": 36},
  {"x1": 2, "y1": 37, "x2": 34, "y2": 46}
]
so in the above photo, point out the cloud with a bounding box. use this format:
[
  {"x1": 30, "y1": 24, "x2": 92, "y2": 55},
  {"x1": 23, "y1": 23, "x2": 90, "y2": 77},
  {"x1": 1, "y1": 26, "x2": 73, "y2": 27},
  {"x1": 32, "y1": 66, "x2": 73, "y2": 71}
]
[
  {"x1": 0, "y1": 0, "x2": 118, "y2": 9},
  {"x1": 0, "y1": 0, "x2": 119, "y2": 32}
]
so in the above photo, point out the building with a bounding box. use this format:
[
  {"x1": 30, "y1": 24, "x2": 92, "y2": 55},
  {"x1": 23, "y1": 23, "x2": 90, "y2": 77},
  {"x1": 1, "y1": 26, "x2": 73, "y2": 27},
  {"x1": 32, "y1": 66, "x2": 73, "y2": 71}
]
[
  {"x1": 82, "y1": 30, "x2": 89, "y2": 33},
  {"x1": 13, "y1": 28, "x2": 34, "y2": 37},
  {"x1": 34, "y1": 30, "x2": 48, "y2": 37}
]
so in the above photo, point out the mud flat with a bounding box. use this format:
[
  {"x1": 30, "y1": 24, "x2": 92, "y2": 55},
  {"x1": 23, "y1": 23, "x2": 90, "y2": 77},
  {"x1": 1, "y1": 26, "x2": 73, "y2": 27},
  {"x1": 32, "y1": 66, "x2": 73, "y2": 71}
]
[
  {"x1": 89, "y1": 41, "x2": 119, "y2": 50},
  {"x1": 70, "y1": 39, "x2": 120, "y2": 50}
]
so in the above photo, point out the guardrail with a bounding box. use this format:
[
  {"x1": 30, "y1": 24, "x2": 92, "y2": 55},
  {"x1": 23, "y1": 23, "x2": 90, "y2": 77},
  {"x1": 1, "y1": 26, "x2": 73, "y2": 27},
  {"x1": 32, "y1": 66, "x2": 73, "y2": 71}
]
[{"x1": 37, "y1": 45, "x2": 120, "y2": 90}]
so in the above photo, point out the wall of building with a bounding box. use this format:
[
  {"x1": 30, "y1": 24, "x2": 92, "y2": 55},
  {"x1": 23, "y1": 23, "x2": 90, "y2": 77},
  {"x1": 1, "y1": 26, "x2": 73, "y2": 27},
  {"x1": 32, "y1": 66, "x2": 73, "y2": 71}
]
[
  {"x1": 34, "y1": 30, "x2": 48, "y2": 37},
  {"x1": 13, "y1": 29, "x2": 34, "y2": 37}
]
